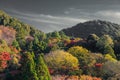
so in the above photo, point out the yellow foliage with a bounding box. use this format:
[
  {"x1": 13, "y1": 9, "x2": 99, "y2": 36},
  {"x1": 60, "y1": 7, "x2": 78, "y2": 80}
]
[
  {"x1": 64, "y1": 39, "x2": 71, "y2": 45},
  {"x1": 44, "y1": 50, "x2": 79, "y2": 70},
  {"x1": 68, "y1": 46, "x2": 97, "y2": 68},
  {"x1": 68, "y1": 46, "x2": 89, "y2": 57},
  {"x1": 12, "y1": 57, "x2": 19, "y2": 64},
  {"x1": 105, "y1": 54, "x2": 117, "y2": 62}
]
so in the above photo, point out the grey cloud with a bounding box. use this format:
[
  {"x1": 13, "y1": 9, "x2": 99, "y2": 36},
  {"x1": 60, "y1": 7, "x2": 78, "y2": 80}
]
[
  {"x1": 63, "y1": 8, "x2": 120, "y2": 23},
  {"x1": 5, "y1": 8, "x2": 120, "y2": 33},
  {"x1": 1, "y1": 0, "x2": 120, "y2": 32},
  {"x1": 7, "y1": 9, "x2": 88, "y2": 33}
]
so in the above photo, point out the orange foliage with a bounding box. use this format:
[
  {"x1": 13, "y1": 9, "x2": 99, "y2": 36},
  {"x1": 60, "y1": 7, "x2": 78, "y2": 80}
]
[
  {"x1": 64, "y1": 38, "x2": 81, "y2": 46},
  {"x1": 0, "y1": 52, "x2": 11, "y2": 69},
  {"x1": 94, "y1": 63, "x2": 102, "y2": 68},
  {"x1": 80, "y1": 75, "x2": 102, "y2": 80},
  {"x1": 0, "y1": 52, "x2": 11, "y2": 61},
  {"x1": 10, "y1": 46, "x2": 19, "y2": 54},
  {"x1": 68, "y1": 76, "x2": 79, "y2": 80}
]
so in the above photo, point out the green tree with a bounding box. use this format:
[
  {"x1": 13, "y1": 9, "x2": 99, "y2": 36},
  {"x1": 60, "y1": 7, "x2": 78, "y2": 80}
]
[
  {"x1": 104, "y1": 45, "x2": 116, "y2": 58},
  {"x1": 33, "y1": 37, "x2": 39, "y2": 44},
  {"x1": 36, "y1": 54, "x2": 51, "y2": 80},
  {"x1": 59, "y1": 31, "x2": 69, "y2": 39},
  {"x1": 96, "y1": 35, "x2": 116, "y2": 58},
  {"x1": 25, "y1": 41, "x2": 33, "y2": 52},
  {"x1": 51, "y1": 31, "x2": 61, "y2": 38},
  {"x1": 87, "y1": 34, "x2": 99, "y2": 52},
  {"x1": 21, "y1": 52, "x2": 38, "y2": 80},
  {"x1": 114, "y1": 38, "x2": 120, "y2": 60},
  {"x1": 87, "y1": 34, "x2": 99, "y2": 41},
  {"x1": 33, "y1": 40, "x2": 47, "y2": 53},
  {"x1": 96, "y1": 35, "x2": 114, "y2": 50},
  {"x1": 12, "y1": 40, "x2": 20, "y2": 49},
  {"x1": 18, "y1": 39, "x2": 26, "y2": 50}
]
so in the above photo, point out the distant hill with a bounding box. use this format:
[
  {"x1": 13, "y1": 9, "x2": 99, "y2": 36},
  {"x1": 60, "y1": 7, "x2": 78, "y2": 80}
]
[{"x1": 62, "y1": 20, "x2": 120, "y2": 38}]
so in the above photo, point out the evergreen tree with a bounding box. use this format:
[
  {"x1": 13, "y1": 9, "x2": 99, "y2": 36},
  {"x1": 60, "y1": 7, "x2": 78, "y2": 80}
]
[
  {"x1": 35, "y1": 54, "x2": 51, "y2": 80},
  {"x1": 87, "y1": 34, "x2": 99, "y2": 52},
  {"x1": 96, "y1": 35, "x2": 114, "y2": 53},
  {"x1": 104, "y1": 45, "x2": 116, "y2": 59},
  {"x1": 33, "y1": 37, "x2": 39, "y2": 45},
  {"x1": 12, "y1": 40, "x2": 20, "y2": 49},
  {"x1": 51, "y1": 31, "x2": 61, "y2": 38},
  {"x1": 26, "y1": 41, "x2": 33, "y2": 52},
  {"x1": 59, "y1": 31, "x2": 69, "y2": 39},
  {"x1": 21, "y1": 52, "x2": 38, "y2": 80}
]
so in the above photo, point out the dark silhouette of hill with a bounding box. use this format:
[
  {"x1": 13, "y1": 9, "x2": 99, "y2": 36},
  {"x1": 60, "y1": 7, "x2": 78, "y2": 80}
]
[{"x1": 62, "y1": 20, "x2": 120, "y2": 38}]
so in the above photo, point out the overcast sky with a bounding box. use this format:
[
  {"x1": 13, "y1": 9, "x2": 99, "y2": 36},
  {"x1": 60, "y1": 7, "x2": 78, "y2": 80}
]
[{"x1": 0, "y1": 0, "x2": 120, "y2": 33}]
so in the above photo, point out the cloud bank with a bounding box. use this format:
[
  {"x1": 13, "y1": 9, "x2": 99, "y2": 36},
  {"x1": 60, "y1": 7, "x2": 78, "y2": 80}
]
[
  {"x1": 5, "y1": 8, "x2": 120, "y2": 33},
  {"x1": 5, "y1": 9, "x2": 88, "y2": 33}
]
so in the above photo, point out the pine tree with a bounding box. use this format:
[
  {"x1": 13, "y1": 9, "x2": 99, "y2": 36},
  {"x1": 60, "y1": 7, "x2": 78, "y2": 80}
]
[
  {"x1": 12, "y1": 39, "x2": 20, "y2": 50},
  {"x1": 27, "y1": 41, "x2": 33, "y2": 52},
  {"x1": 22, "y1": 52, "x2": 38, "y2": 80},
  {"x1": 35, "y1": 54, "x2": 51, "y2": 80}
]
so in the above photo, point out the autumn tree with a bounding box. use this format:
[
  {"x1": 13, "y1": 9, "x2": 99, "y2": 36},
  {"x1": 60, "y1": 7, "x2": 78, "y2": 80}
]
[
  {"x1": 68, "y1": 46, "x2": 96, "y2": 74},
  {"x1": 80, "y1": 75, "x2": 102, "y2": 80},
  {"x1": 0, "y1": 52, "x2": 11, "y2": 71},
  {"x1": 105, "y1": 54, "x2": 117, "y2": 62},
  {"x1": 44, "y1": 50, "x2": 79, "y2": 74},
  {"x1": 0, "y1": 40, "x2": 14, "y2": 58}
]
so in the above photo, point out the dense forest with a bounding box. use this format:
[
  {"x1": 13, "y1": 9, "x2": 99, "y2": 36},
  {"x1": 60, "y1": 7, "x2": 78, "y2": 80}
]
[{"x1": 0, "y1": 10, "x2": 120, "y2": 80}]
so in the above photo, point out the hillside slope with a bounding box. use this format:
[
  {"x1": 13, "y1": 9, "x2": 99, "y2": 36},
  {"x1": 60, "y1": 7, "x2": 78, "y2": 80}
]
[
  {"x1": 0, "y1": 10, "x2": 46, "y2": 46},
  {"x1": 62, "y1": 20, "x2": 120, "y2": 38}
]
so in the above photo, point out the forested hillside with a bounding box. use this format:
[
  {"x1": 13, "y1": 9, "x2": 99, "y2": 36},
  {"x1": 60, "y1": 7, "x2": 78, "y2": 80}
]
[
  {"x1": 62, "y1": 20, "x2": 120, "y2": 38},
  {"x1": 0, "y1": 10, "x2": 120, "y2": 80}
]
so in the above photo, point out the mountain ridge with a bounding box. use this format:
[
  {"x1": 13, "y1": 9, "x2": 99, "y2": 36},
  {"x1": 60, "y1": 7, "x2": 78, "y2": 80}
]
[{"x1": 62, "y1": 20, "x2": 120, "y2": 38}]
